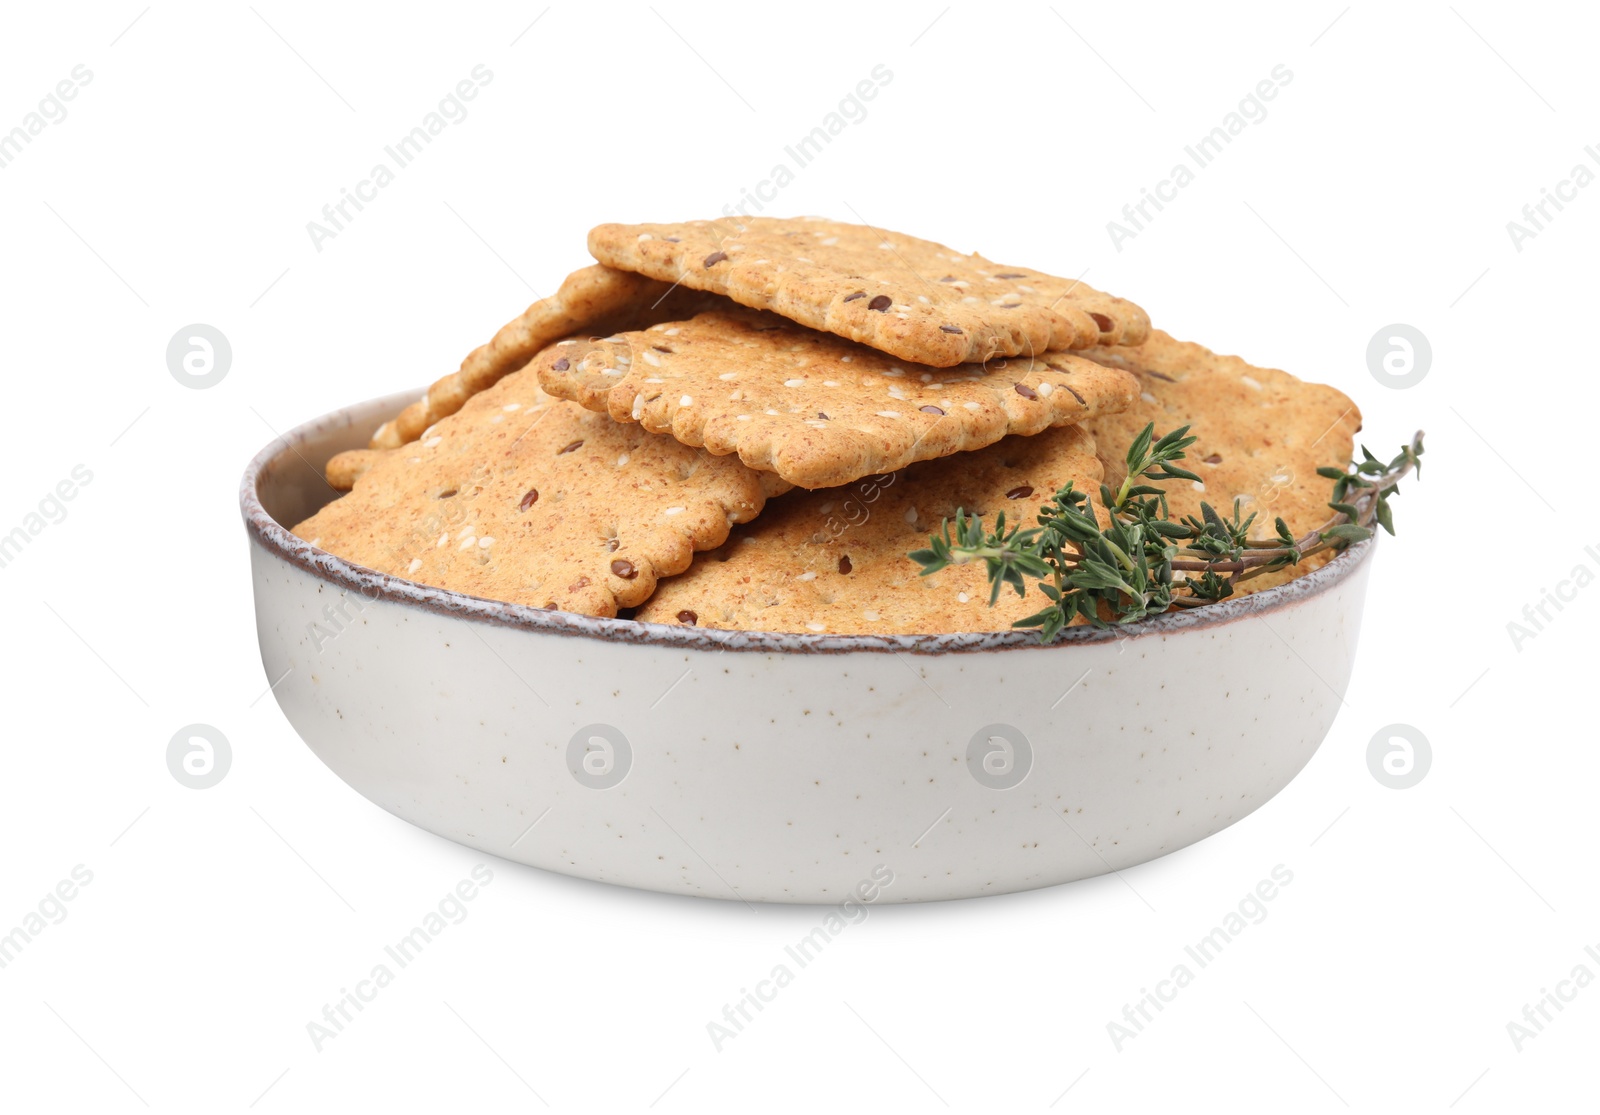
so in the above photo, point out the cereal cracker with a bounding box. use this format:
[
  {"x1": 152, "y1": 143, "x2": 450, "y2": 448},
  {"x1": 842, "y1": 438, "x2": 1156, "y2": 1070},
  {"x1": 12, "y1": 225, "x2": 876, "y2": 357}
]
[
  {"x1": 539, "y1": 308, "x2": 1139, "y2": 490},
  {"x1": 588, "y1": 216, "x2": 1149, "y2": 367}
]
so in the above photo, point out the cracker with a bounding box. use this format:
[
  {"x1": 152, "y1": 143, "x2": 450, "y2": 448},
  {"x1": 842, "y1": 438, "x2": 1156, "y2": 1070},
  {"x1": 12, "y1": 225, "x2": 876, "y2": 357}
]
[
  {"x1": 635, "y1": 425, "x2": 1103, "y2": 635},
  {"x1": 325, "y1": 448, "x2": 384, "y2": 491},
  {"x1": 368, "y1": 265, "x2": 721, "y2": 449},
  {"x1": 588, "y1": 216, "x2": 1149, "y2": 367},
  {"x1": 1081, "y1": 330, "x2": 1361, "y2": 587},
  {"x1": 538, "y1": 308, "x2": 1140, "y2": 490},
  {"x1": 296, "y1": 370, "x2": 783, "y2": 616}
]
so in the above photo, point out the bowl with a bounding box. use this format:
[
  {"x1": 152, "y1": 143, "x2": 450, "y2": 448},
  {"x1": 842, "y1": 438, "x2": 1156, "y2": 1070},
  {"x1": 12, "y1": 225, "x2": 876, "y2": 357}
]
[{"x1": 243, "y1": 389, "x2": 1374, "y2": 904}]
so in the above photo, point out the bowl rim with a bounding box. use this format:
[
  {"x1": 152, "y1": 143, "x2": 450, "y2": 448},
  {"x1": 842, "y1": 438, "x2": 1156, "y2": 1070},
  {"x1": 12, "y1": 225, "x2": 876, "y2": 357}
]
[{"x1": 241, "y1": 389, "x2": 1375, "y2": 656}]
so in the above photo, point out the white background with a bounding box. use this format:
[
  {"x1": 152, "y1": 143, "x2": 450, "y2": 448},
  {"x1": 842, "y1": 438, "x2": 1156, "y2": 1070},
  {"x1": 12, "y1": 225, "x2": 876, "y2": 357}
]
[{"x1": 1, "y1": 2, "x2": 1594, "y2": 1111}]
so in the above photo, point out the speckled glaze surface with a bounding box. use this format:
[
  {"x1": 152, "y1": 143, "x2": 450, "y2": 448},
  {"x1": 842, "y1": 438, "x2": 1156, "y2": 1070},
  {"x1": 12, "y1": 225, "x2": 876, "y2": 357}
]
[{"x1": 244, "y1": 390, "x2": 1375, "y2": 903}]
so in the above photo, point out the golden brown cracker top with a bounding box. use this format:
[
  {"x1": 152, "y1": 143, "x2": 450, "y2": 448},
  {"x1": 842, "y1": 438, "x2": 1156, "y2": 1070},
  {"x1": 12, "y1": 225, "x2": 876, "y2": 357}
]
[
  {"x1": 297, "y1": 370, "x2": 782, "y2": 616},
  {"x1": 369, "y1": 264, "x2": 722, "y2": 449},
  {"x1": 588, "y1": 217, "x2": 1150, "y2": 367},
  {"x1": 635, "y1": 425, "x2": 1103, "y2": 635},
  {"x1": 537, "y1": 308, "x2": 1139, "y2": 490},
  {"x1": 1082, "y1": 329, "x2": 1361, "y2": 553}
]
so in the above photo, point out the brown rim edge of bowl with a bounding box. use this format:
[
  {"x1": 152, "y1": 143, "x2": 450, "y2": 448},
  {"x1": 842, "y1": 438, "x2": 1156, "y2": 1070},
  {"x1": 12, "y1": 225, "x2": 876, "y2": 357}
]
[{"x1": 240, "y1": 393, "x2": 1377, "y2": 656}]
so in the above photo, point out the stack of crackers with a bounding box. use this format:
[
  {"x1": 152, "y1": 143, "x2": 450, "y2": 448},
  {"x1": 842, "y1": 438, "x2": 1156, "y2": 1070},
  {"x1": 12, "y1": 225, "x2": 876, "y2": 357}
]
[{"x1": 295, "y1": 217, "x2": 1360, "y2": 635}]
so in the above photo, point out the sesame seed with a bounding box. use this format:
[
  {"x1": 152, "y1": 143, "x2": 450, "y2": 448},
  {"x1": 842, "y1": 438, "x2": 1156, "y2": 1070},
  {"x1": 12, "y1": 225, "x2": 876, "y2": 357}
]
[
  {"x1": 797, "y1": 571, "x2": 817, "y2": 581},
  {"x1": 963, "y1": 401, "x2": 982, "y2": 411},
  {"x1": 806, "y1": 622, "x2": 827, "y2": 631},
  {"x1": 737, "y1": 414, "x2": 751, "y2": 421},
  {"x1": 423, "y1": 436, "x2": 442, "y2": 448},
  {"x1": 459, "y1": 535, "x2": 476, "y2": 550},
  {"x1": 664, "y1": 327, "x2": 681, "y2": 335},
  {"x1": 616, "y1": 454, "x2": 629, "y2": 466},
  {"x1": 638, "y1": 232, "x2": 653, "y2": 240},
  {"x1": 408, "y1": 558, "x2": 422, "y2": 574},
  {"x1": 718, "y1": 372, "x2": 738, "y2": 380},
  {"x1": 679, "y1": 395, "x2": 694, "y2": 407},
  {"x1": 784, "y1": 378, "x2": 805, "y2": 387},
  {"x1": 904, "y1": 507, "x2": 918, "y2": 523},
  {"x1": 1037, "y1": 382, "x2": 1054, "y2": 397},
  {"x1": 631, "y1": 395, "x2": 645, "y2": 419},
  {"x1": 958, "y1": 592, "x2": 970, "y2": 603},
  {"x1": 478, "y1": 536, "x2": 494, "y2": 548},
  {"x1": 862, "y1": 610, "x2": 880, "y2": 621},
  {"x1": 840, "y1": 355, "x2": 853, "y2": 363},
  {"x1": 1241, "y1": 375, "x2": 1264, "y2": 391},
  {"x1": 663, "y1": 506, "x2": 685, "y2": 516},
  {"x1": 642, "y1": 350, "x2": 662, "y2": 367},
  {"x1": 819, "y1": 236, "x2": 838, "y2": 246},
  {"x1": 1141, "y1": 391, "x2": 1159, "y2": 404},
  {"x1": 437, "y1": 533, "x2": 449, "y2": 547},
  {"x1": 503, "y1": 403, "x2": 520, "y2": 411},
  {"x1": 876, "y1": 410, "x2": 901, "y2": 418}
]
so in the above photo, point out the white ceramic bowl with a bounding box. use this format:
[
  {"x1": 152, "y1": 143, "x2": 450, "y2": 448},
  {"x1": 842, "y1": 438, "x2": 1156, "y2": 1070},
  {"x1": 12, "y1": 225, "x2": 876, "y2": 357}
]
[{"x1": 243, "y1": 390, "x2": 1374, "y2": 904}]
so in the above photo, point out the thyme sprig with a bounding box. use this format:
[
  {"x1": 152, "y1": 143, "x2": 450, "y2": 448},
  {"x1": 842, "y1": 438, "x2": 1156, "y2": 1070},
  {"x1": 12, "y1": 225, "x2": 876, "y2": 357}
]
[{"x1": 910, "y1": 423, "x2": 1424, "y2": 643}]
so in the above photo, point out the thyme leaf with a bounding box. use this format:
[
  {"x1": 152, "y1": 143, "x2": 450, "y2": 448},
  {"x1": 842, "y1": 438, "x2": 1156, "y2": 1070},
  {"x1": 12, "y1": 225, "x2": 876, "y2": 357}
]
[{"x1": 913, "y1": 424, "x2": 1425, "y2": 642}]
